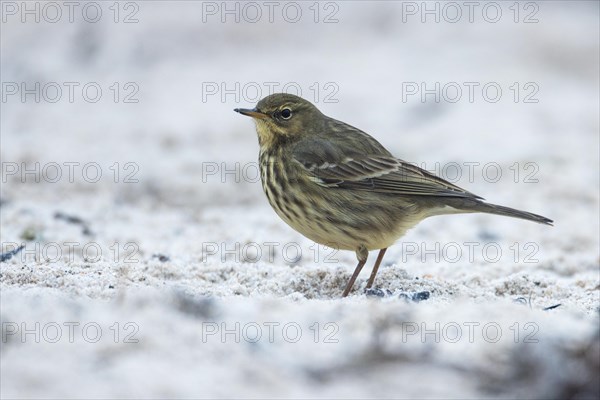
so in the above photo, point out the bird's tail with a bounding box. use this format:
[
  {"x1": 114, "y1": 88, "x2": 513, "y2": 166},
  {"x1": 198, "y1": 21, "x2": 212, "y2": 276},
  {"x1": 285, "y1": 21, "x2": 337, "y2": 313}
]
[{"x1": 457, "y1": 201, "x2": 553, "y2": 226}]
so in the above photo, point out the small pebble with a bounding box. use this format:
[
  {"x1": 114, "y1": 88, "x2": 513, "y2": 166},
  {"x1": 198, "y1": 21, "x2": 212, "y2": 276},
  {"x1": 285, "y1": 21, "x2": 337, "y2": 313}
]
[
  {"x1": 365, "y1": 288, "x2": 390, "y2": 297},
  {"x1": 399, "y1": 291, "x2": 431, "y2": 302},
  {"x1": 412, "y1": 291, "x2": 430, "y2": 302},
  {"x1": 152, "y1": 254, "x2": 170, "y2": 262}
]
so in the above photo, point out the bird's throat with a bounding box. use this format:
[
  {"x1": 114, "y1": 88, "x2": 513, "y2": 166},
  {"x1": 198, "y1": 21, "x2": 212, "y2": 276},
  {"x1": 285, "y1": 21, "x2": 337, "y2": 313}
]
[{"x1": 254, "y1": 119, "x2": 287, "y2": 150}]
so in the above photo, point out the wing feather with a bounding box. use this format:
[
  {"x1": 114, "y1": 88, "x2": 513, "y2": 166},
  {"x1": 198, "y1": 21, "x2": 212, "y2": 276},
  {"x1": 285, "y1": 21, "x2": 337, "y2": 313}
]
[{"x1": 292, "y1": 134, "x2": 482, "y2": 200}]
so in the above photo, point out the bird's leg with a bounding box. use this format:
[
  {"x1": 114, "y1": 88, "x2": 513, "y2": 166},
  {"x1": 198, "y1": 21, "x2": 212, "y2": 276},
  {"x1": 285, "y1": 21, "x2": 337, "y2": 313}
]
[
  {"x1": 342, "y1": 245, "x2": 369, "y2": 297},
  {"x1": 365, "y1": 248, "x2": 387, "y2": 290}
]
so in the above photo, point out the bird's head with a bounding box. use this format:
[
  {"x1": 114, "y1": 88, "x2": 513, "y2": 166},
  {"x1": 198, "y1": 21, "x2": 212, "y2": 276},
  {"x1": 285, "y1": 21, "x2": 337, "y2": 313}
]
[{"x1": 235, "y1": 93, "x2": 323, "y2": 148}]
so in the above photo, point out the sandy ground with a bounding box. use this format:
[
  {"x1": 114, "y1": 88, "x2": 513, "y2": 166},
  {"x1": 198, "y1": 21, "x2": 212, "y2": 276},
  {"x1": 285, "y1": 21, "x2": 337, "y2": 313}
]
[{"x1": 1, "y1": 1, "x2": 599, "y2": 399}]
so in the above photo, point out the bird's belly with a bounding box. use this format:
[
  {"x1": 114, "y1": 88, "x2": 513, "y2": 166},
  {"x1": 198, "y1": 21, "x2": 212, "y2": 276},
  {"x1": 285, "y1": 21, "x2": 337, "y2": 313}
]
[
  {"x1": 271, "y1": 199, "x2": 419, "y2": 251},
  {"x1": 260, "y1": 164, "x2": 421, "y2": 251}
]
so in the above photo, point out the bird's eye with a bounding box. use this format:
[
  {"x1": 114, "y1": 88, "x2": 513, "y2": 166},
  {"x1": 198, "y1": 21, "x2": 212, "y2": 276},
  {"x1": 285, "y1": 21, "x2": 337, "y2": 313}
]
[{"x1": 280, "y1": 108, "x2": 292, "y2": 120}]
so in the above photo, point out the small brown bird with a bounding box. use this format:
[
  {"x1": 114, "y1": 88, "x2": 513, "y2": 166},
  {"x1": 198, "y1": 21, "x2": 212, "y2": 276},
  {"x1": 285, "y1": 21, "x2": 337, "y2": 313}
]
[{"x1": 235, "y1": 93, "x2": 552, "y2": 297}]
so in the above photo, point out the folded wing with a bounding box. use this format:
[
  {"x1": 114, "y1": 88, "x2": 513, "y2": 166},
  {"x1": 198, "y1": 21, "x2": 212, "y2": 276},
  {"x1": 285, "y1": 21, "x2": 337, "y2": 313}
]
[{"x1": 292, "y1": 137, "x2": 482, "y2": 200}]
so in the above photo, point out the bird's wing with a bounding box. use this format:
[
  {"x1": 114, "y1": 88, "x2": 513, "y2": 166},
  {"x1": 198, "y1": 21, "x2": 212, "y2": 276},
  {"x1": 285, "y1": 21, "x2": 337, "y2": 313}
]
[{"x1": 292, "y1": 138, "x2": 482, "y2": 199}]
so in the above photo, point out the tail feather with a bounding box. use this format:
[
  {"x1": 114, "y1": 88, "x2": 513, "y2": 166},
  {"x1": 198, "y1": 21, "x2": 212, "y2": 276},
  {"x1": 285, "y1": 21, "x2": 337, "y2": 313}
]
[{"x1": 462, "y1": 201, "x2": 553, "y2": 226}]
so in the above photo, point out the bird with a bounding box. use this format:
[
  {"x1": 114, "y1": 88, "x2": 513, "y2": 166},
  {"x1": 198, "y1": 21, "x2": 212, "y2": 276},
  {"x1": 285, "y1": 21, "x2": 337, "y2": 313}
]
[{"x1": 234, "y1": 93, "x2": 553, "y2": 297}]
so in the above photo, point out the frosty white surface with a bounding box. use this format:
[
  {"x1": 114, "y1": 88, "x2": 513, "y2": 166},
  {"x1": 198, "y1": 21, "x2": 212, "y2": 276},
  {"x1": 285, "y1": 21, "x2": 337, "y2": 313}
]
[{"x1": 1, "y1": 1, "x2": 598, "y2": 398}]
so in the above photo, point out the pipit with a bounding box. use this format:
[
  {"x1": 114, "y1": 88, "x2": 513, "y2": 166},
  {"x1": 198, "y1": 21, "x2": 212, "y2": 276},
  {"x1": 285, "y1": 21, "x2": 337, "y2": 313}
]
[{"x1": 234, "y1": 93, "x2": 553, "y2": 297}]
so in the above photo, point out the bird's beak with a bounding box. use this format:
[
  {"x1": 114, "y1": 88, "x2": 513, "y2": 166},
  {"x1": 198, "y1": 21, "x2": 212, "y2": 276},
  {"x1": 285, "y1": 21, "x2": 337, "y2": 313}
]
[{"x1": 234, "y1": 108, "x2": 269, "y2": 120}]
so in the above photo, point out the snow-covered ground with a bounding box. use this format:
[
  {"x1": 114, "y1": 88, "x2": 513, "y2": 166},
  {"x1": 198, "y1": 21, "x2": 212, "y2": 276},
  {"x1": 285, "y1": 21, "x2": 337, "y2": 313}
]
[{"x1": 1, "y1": 1, "x2": 598, "y2": 398}]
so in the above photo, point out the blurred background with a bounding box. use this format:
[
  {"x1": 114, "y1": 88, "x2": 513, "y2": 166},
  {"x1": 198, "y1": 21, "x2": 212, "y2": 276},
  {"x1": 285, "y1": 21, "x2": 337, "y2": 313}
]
[
  {"x1": 2, "y1": 0, "x2": 599, "y2": 266},
  {"x1": 2, "y1": 1, "x2": 598, "y2": 255},
  {"x1": 1, "y1": 1, "x2": 599, "y2": 398}
]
